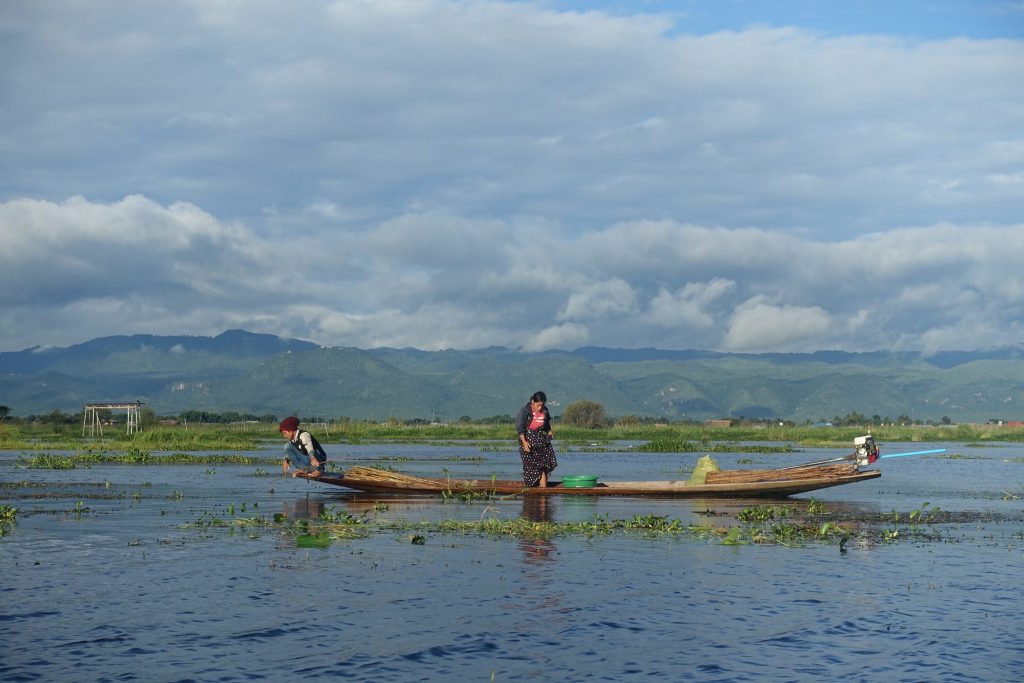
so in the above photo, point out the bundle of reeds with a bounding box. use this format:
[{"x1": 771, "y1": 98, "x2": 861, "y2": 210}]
[
  {"x1": 705, "y1": 463, "x2": 856, "y2": 485},
  {"x1": 343, "y1": 466, "x2": 448, "y2": 490}
]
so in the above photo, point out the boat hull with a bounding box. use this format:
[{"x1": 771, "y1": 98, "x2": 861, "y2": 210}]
[{"x1": 305, "y1": 466, "x2": 880, "y2": 499}]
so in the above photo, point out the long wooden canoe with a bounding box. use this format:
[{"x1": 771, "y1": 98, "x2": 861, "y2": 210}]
[{"x1": 304, "y1": 463, "x2": 880, "y2": 498}]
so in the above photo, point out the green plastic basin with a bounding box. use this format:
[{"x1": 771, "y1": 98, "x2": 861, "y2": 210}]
[{"x1": 560, "y1": 475, "x2": 599, "y2": 488}]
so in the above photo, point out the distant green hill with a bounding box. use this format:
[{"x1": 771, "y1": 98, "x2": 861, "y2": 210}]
[{"x1": 2, "y1": 331, "x2": 1023, "y2": 422}]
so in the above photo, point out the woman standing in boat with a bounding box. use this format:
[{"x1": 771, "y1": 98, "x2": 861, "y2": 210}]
[{"x1": 515, "y1": 391, "x2": 558, "y2": 487}]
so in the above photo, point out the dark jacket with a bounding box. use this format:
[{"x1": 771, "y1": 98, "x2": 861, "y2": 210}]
[
  {"x1": 515, "y1": 403, "x2": 551, "y2": 435},
  {"x1": 292, "y1": 429, "x2": 328, "y2": 462}
]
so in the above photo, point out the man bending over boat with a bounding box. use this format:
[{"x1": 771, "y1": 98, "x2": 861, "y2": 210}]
[{"x1": 279, "y1": 416, "x2": 327, "y2": 478}]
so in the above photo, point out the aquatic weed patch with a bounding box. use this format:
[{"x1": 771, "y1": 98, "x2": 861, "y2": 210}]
[
  {"x1": 19, "y1": 450, "x2": 269, "y2": 468},
  {"x1": 0, "y1": 505, "x2": 17, "y2": 536},
  {"x1": 175, "y1": 499, "x2": 1019, "y2": 549},
  {"x1": 179, "y1": 508, "x2": 835, "y2": 547},
  {"x1": 441, "y1": 487, "x2": 498, "y2": 503},
  {"x1": 21, "y1": 453, "x2": 77, "y2": 469},
  {"x1": 731, "y1": 502, "x2": 851, "y2": 548},
  {"x1": 931, "y1": 452, "x2": 991, "y2": 460},
  {"x1": 361, "y1": 455, "x2": 488, "y2": 464},
  {"x1": 385, "y1": 513, "x2": 721, "y2": 542},
  {"x1": 184, "y1": 504, "x2": 372, "y2": 543},
  {"x1": 737, "y1": 504, "x2": 791, "y2": 523},
  {"x1": 727, "y1": 499, "x2": 982, "y2": 548},
  {"x1": 635, "y1": 439, "x2": 794, "y2": 454}
]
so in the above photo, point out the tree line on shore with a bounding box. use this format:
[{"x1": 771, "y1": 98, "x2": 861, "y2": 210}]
[{"x1": 0, "y1": 402, "x2": 973, "y2": 429}]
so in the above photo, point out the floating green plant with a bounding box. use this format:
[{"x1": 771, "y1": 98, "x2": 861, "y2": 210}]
[
  {"x1": 0, "y1": 505, "x2": 17, "y2": 536},
  {"x1": 720, "y1": 527, "x2": 748, "y2": 545},
  {"x1": 907, "y1": 502, "x2": 941, "y2": 529},
  {"x1": 23, "y1": 451, "x2": 268, "y2": 468},
  {"x1": 179, "y1": 501, "x2": 971, "y2": 548},
  {"x1": 441, "y1": 487, "x2": 496, "y2": 503},
  {"x1": 296, "y1": 532, "x2": 331, "y2": 548},
  {"x1": 390, "y1": 513, "x2": 708, "y2": 541},
  {"x1": 738, "y1": 504, "x2": 790, "y2": 523},
  {"x1": 318, "y1": 507, "x2": 368, "y2": 525},
  {"x1": 64, "y1": 500, "x2": 91, "y2": 518},
  {"x1": 765, "y1": 522, "x2": 804, "y2": 547},
  {"x1": 806, "y1": 499, "x2": 827, "y2": 515},
  {"x1": 818, "y1": 522, "x2": 850, "y2": 551},
  {"x1": 636, "y1": 439, "x2": 794, "y2": 454},
  {"x1": 625, "y1": 514, "x2": 686, "y2": 532},
  {"x1": 22, "y1": 453, "x2": 77, "y2": 469}
]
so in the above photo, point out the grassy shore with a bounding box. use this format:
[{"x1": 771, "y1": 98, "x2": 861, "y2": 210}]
[{"x1": 2, "y1": 420, "x2": 1023, "y2": 452}]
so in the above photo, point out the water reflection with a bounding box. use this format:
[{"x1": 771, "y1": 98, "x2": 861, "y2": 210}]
[
  {"x1": 519, "y1": 497, "x2": 556, "y2": 564},
  {"x1": 521, "y1": 496, "x2": 553, "y2": 522},
  {"x1": 281, "y1": 496, "x2": 324, "y2": 521}
]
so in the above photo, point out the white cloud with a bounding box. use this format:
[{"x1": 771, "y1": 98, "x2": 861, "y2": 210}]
[
  {"x1": 2, "y1": 3, "x2": 1020, "y2": 236},
  {"x1": 0, "y1": 2, "x2": 1022, "y2": 353},
  {"x1": 557, "y1": 279, "x2": 637, "y2": 321},
  {"x1": 646, "y1": 279, "x2": 736, "y2": 329},
  {"x1": 2, "y1": 195, "x2": 1024, "y2": 353},
  {"x1": 522, "y1": 323, "x2": 590, "y2": 352},
  {"x1": 722, "y1": 298, "x2": 834, "y2": 352}
]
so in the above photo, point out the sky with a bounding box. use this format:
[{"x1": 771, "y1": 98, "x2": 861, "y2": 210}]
[{"x1": 1, "y1": 0, "x2": 1022, "y2": 354}]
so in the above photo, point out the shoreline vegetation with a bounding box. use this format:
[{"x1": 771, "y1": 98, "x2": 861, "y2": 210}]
[{"x1": 2, "y1": 421, "x2": 1024, "y2": 453}]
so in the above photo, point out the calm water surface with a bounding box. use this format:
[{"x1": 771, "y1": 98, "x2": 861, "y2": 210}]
[{"x1": 2, "y1": 440, "x2": 1023, "y2": 681}]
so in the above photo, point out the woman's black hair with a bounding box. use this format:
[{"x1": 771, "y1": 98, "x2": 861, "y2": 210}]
[{"x1": 530, "y1": 391, "x2": 547, "y2": 403}]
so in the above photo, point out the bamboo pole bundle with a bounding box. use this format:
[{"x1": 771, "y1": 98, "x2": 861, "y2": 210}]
[{"x1": 343, "y1": 466, "x2": 448, "y2": 490}]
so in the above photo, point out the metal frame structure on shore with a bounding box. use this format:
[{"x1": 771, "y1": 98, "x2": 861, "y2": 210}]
[{"x1": 82, "y1": 401, "x2": 144, "y2": 436}]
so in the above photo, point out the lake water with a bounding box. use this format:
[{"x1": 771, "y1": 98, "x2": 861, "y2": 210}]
[{"x1": 2, "y1": 440, "x2": 1024, "y2": 681}]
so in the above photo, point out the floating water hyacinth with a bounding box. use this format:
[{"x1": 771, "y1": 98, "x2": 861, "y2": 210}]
[{"x1": 295, "y1": 532, "x2": 331, "y2": 548}]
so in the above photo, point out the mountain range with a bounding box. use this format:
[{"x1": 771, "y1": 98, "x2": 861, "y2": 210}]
[{"x1": 2, "y1": 329, "x2": 1023, "y2": 423}]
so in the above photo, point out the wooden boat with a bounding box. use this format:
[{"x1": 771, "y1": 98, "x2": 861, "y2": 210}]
[{"x1": 303, "y1": 463, "x2": 880, "y2": 499}]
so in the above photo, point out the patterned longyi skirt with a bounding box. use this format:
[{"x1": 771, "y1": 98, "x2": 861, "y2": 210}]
[{"x1": 518, "y1": 430, "x2": 557, "y2": 486}]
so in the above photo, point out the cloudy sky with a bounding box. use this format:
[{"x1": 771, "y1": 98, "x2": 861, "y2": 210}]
[{"x1": 2, "y1": 0, "x2": 1022, "y2": 354}]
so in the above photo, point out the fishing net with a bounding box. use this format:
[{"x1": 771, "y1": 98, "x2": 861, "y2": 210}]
[{"x1": 687, "y1": 454, "x2": 720, "y2": 485}]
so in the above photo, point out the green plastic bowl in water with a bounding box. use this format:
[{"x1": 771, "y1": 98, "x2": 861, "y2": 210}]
[{"x1": 561, "y1": 475, "x2": 599, "y2": 488}]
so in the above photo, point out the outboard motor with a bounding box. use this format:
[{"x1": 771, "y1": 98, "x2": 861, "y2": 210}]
[{"x1": 853, "y1": 435, "x2": 879, "y2": 468}]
